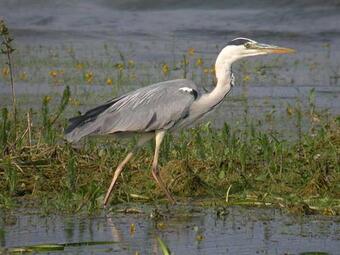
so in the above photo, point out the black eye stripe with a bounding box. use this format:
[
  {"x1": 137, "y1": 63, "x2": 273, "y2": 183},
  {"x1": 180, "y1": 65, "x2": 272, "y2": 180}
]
[{"x1": 227, "y1": 38, "x2": 252, "y2": 46}]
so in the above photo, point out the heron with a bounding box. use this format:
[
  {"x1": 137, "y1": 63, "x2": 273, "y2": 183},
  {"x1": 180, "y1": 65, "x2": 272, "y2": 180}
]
[{"x1": 64, "y1": 37, "x2": 294, "y2": 206}]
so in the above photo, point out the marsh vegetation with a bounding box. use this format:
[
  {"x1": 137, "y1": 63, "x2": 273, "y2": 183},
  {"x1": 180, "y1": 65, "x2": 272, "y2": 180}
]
[{"x1": 0, "y1": 20, "x2": 338, "y2": 217}]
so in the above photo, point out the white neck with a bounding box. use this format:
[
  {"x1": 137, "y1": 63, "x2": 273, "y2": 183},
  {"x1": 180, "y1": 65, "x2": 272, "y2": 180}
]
[
  {"x1": 197, "y1": 47, "x2": 235, "y2": 109},
  {"x1": 187, "y1": 49, "x2": 234, "y2": 123},
  {"x1": 183, "y1": 42, "x2": 266, "y2": 126},
  {"x1": 210, "y1": 49, "x2": 234, "y2": 99}
]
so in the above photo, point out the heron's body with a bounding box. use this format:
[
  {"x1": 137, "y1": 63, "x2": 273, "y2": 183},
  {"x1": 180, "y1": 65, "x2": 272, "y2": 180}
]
[
  {"x1": 65, "y1": 37, "x2": 294, "y2": 206},
  {"x1": 65, "y1": 79, "x2": 199, "y2": 142}
]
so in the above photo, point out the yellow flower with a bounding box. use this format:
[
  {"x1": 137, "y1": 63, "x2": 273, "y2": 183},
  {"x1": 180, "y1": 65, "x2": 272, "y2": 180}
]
[
  {"x1": 49, "y1": 70, "x2": 58, "y2": 79},
  {"x1": 161, "y1": 63, "x2": 170, "y2": 76},
  {"x1": 128, "y1": 60, "x2": 135, "y2": 68},
  {"x1": 106, "y1": 77, "x2": 113, "y2": 85},
  {"x1": 157, "y1": 222, "x2": 166, "y2": 230},
  {"x1": 75, "y1": 63, "x2": 84, "y2": 70},
  {"x1": 196, "y1": 57, "x2": 203, "y2": 67},
  {"x1": 69, "y1": 97, "x2": 80, "y2": 106},
  {"x1": 286, "y1": 106, "x2": 294, "y2": 116},
  {"x1": 2, "y1": 66, "x2": 10, "y2": 77},
  {"x1": 196, "y1": 234, "x2": 204, "y2": 241},
  {"x1": 203, "y1": 68, "x2": 209, "y2": 75},
  {"x1": 188, "y1": 47, "x2": 195, "y2": 56},
  {"x1": 115, "y1": 63, "x2": 125, "y2": 71},
  {"x1": 209, "y1": 66, "x2": 215, "y2": 74},
  {"x1": 19, "y1": 71, "x2": 28, "y2": 81},
  {"x1": 85, "y1": 71, "x2": 94, "y2": 83},
  {"x1": 243, "y1": 75, "x2": 251, "y2": 82},
  {"x1": 44, "y1": 95, "x2": 52, "y2": 104}
]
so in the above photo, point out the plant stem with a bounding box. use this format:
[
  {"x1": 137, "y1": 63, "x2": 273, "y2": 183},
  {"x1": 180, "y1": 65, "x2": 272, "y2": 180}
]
[
  {"x1": 7, "y1": 51, "x2": 16, "y2": 137},
  {"x1": 0, "y1": 20, "x2": 17, "y2": 141}
]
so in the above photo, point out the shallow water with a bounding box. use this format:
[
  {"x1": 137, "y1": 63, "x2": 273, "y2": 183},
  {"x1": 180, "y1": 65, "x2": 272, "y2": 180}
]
[{"x1": 1, "y1": 205, "x2": 339, "y2": 254}]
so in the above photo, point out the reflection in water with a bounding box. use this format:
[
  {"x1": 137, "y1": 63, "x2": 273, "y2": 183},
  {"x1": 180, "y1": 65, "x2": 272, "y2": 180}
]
[{"x1": 0, "y1": 206, "x2": 338, "y2": 254}]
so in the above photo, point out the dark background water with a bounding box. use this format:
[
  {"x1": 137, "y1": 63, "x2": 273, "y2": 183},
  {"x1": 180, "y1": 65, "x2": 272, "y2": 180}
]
[
  {"x1": 1, "y1": 0, "x2": 340, "y2": 116},
  {"x1": 2, "y1": 0, "x2": 340, "y2": 51}
]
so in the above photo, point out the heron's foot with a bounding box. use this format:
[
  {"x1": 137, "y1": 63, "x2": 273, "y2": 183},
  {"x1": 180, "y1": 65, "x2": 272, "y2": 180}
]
[
  {"x1": 151, "y1": 167, "x2": 176, "y2": 204},
  {"x1": 163, "y1": 186, "x2": 176, "y2": 204}
]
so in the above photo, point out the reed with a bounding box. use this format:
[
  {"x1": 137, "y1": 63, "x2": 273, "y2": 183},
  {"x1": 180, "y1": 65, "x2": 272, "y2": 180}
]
[{"x1": 0, "y1": 20, "x2": 16, "y2": 141}]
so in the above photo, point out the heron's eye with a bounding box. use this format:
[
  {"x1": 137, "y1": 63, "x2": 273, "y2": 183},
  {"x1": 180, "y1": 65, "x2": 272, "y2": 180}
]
[{"x1": 244, "y1": 42, "x2": 252, "y2": 49}]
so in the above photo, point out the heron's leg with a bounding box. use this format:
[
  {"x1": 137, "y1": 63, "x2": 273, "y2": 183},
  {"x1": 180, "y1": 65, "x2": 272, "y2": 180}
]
[
  {"x1": 151, "y1": 130, "x2": 176, "y2": 204},
  {"x1": 103, "y1": 133, "x2": 153, "y2": 206}
]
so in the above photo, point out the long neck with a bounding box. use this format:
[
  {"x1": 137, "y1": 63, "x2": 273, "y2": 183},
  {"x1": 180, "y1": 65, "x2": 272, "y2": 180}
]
[
  {"x1": 177, "y1": 48, "x2": 235, "y2": 130},
  {"x1": 210, "y1": 55, "x2": 233, "y2": 99},
  {"x1": 188, "y1": 48, "x2": 236, "y2": 120},
  {"x1": 202, "y1": 51, "x2": 233, "y2": 107}
]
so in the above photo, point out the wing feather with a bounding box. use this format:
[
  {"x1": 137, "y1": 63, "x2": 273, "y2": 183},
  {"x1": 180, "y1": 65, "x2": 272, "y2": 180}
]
[{"x1": 65, "y1": 79, "x2": 199, "y2": 142}]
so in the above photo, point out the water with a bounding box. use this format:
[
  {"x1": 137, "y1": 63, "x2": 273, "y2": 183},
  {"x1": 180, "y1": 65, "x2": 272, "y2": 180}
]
[
  {"x1": 0, "y1": 0, "x2": 339, "y2": 118},
  {"x1": 1, "y1": 206, "x2": 339, "y2": 254}
]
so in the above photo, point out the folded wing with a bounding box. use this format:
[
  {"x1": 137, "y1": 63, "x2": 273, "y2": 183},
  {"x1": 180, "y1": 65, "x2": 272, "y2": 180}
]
[{"x1": 64, "y1": 79, "x2": 199, "y2": 142}]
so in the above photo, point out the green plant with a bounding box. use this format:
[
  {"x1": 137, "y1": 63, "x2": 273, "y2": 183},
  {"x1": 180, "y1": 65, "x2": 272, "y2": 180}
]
[{"x1": 0, "y1": 20, "x2": 16, "y2": 140}]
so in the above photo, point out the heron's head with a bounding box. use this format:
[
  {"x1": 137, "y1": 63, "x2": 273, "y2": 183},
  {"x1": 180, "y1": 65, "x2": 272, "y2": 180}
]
[{"x1": 218, "y1": 37, "x2": 295, "y2": 64}]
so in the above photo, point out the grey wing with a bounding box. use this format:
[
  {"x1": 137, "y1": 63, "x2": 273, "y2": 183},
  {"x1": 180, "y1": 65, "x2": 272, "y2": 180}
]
[{"x1": 65, "y1": 79, "x2": 199, "y2": 142}]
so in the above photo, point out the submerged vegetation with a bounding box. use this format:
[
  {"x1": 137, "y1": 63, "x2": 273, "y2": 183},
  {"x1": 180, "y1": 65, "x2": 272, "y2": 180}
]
[{"x1": 0, "y1": 21, "x2": 339, "y2": 216}]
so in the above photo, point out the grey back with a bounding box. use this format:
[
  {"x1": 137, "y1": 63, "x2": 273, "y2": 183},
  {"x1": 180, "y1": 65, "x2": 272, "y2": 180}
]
[{"x1": 65, "y1": 79, "x2": 199, "y2": 142}]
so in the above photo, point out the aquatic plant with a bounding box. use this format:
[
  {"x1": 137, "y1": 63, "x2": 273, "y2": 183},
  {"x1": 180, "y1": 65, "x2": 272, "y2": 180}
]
[
  {"x1": 41, "y1": 86, "x2": 70, "y2": 143},
  {"x1": 157, "y1": 237, "x2": 171, "y2": 255},
  {"x1": 0, "y1": 20, "x2": 16, "y2": 140}
]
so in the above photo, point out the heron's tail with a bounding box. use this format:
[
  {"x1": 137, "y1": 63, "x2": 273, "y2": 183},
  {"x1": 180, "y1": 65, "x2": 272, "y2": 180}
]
[
  {"x1": 64, "y1": 95, "x2": 126, "y2": 143},
  {"x1": 64, "y1": 115, "x2": 99, "y2": 143},
  {"x1": 64, "y1": 100, "x2": 117, "y2": 142},
  {"x1": 64, "y1": 116, "x2": 84, "y2": 143},
  {"x1": 65, "y1": 115, "x2": 85, "y2": 134}
]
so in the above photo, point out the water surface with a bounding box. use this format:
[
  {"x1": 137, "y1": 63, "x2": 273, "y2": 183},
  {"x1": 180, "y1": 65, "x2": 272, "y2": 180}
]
[
  {"x1": 0, "y1": 0, "x2": 339, "y2": 119},
  {"x1": 1, "y1": 206, "x2": 339, "y2": 254}
]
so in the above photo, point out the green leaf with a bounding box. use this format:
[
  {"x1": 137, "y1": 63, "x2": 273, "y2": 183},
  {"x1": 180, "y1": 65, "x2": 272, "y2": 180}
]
[
  {"x1": 27, "y1": 244, "x2": 65, "y2": 251},
  {"x1": 218, "y1": 170, "x2": 225, "y2": 179},
  {"x1": 157, "y1": 237, "x2": 171, "y2": 255}
]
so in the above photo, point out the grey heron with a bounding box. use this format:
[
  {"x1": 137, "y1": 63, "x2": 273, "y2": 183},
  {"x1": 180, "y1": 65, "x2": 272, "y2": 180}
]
[{"x1": 64, "y1": 37, "x2": 294, "y2": 206}]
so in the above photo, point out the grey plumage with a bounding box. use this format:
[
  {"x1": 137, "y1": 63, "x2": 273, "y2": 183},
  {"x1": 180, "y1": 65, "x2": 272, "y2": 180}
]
[{"x1": 64, "y1": 79, "x2": 199, "y2": 142}]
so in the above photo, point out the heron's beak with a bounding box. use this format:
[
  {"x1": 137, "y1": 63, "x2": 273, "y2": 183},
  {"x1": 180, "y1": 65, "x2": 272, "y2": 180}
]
[{"x1": 249, "y1": 42, "x2": 295, "y2": 54}]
